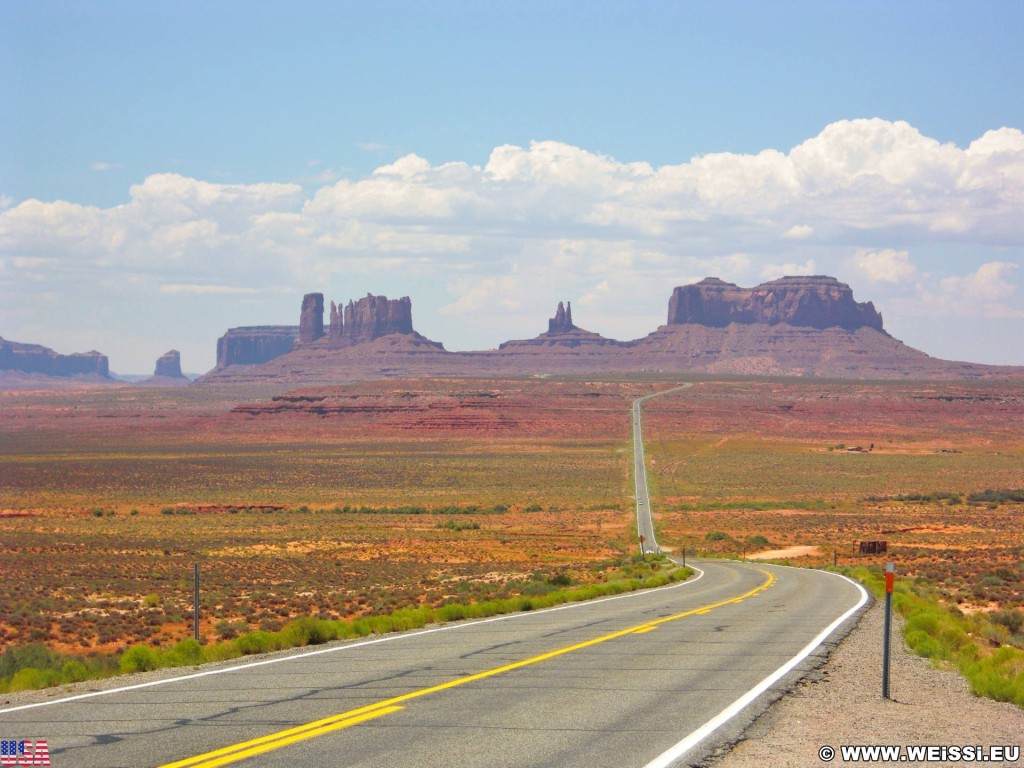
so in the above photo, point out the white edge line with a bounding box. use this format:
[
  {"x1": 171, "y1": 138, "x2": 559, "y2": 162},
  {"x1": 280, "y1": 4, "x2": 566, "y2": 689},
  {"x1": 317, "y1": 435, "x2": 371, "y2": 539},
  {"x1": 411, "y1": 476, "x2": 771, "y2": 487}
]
[
  {"x1": 642, "y1": 568, "x2": 870, "y2": 768},
  {"x1": 0, "y1": 566, "x2": 706, "y2": 715}
]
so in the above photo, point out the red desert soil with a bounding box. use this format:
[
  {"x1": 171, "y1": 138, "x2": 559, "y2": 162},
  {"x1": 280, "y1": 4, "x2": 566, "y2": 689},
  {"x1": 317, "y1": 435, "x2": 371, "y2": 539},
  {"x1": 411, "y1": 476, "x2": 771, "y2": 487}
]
[{"x1": 1, "y1": 376, "x2": 1021, "y2": 655}]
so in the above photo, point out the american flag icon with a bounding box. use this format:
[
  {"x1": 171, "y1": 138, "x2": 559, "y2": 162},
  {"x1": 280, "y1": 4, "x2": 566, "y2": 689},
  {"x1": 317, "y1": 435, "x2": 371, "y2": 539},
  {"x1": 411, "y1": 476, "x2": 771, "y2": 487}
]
[{"x1": 0, "y1": 740, "x2": 50, "y2": 767}]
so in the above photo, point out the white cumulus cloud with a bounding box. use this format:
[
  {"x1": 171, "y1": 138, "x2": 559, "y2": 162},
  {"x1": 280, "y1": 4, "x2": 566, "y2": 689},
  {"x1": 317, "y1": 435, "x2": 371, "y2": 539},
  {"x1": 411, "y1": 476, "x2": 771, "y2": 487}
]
[
  {"x1": 850, "y1": 249, "x2": 917, "y2": 283},
  {"x1": 761, "y1": 259, "x2": 817, "y2": 279},
  {"x1": 938, "y1": 261, "x2": 1019, "y2": 306},
  {"x1": 783, "y1": 224, "x2": 814, "y2": 239},
  {"x1": 2, "y1": 119, "x2": 1023, "y2": 369}
]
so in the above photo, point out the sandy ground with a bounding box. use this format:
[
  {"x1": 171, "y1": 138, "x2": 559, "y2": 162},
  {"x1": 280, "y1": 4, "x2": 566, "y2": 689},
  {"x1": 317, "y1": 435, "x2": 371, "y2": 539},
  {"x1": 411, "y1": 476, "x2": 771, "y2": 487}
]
[
  {"x1": 709, "y1": 599, "x2": 1024, "y2": 768},
  {"x1": 745, "y1": 545, "x2": 821, "y2": 560}
]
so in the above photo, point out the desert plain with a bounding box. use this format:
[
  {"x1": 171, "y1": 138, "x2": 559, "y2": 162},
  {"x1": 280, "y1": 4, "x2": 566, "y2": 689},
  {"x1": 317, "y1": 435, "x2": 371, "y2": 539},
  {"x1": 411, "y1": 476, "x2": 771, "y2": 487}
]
[{"x1": 1, "y1": 375, "x2": 1022, "y2": 677}]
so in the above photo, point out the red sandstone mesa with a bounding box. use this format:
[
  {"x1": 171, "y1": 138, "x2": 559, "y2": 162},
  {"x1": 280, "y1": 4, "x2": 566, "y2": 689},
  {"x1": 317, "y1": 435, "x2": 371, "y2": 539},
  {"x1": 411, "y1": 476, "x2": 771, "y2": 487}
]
[{"x1": 198, "y1": 277, "x2": 1024, "y2": 384}]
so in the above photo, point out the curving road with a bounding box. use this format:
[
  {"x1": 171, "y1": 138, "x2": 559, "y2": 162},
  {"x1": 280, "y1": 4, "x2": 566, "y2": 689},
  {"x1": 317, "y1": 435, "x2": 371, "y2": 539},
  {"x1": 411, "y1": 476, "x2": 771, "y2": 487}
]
[
  {"x1": 1, "y1": 382, "x2": 869, "y2": 767},
  {"x1": 1, "y1": 563, "x2": 866, "y2": 768}
]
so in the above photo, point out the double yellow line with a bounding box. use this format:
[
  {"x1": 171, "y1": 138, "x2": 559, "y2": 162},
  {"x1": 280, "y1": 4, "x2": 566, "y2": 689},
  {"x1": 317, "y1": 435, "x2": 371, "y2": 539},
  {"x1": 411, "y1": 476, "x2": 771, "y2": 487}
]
[
  {"x1": 163, "y1": 569, "x2": 774, "y2": 768},
  {"x1": 161, "y1": 706, "x2": 404, "y2": 768}
]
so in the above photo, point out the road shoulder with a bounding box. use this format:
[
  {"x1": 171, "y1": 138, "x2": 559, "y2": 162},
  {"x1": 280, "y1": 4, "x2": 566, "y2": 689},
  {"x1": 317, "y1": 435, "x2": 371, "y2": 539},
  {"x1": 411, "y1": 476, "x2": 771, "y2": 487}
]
[{"x1": 707, "y1": 598, "x2": 1024, "y2": 767}]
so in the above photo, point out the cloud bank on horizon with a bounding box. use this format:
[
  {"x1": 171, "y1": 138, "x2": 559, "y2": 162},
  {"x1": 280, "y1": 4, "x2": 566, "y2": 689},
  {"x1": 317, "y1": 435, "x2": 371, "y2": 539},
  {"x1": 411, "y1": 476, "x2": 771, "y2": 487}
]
[{"x1": 1, "y1": 118, "x2": 1022, "y2": 372}]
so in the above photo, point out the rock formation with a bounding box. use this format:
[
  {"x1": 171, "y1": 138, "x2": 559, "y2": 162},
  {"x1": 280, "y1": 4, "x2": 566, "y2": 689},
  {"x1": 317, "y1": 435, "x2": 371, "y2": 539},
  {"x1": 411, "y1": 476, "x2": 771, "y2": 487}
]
[
  {"x1": 499, "y1": 301, "x2": 624, "y2": 351},
  {"x1": 298, "y1": 293, "x2": 325, "y2": 344},
  {"x1": 326, "y1": 294, "x2": 416, "y2": 346},
  {"x1": 215, "y1": 326, "x2": 298, "y2": 368},
  {"x1": 343, "y1": 293, "x2": 414, "y2": 344},
  {"x1": 154, "y1": 350, "x2": 186, "y2": 379},
  {"x1": 548, "y1": 301, "x2": 576, "y2": 334},
  {"x1": 0, "y1": 337, "x2": 110, "y2": 378},
  {"x1": 198, "y1": 277, "x2": 1024, "y2": 385},
  {"x1": 205, "y1": 293, "x2": 434, "y2": 380},
  {"x1": 667, "y1": 276, "x2": 884, "y2": 331}
]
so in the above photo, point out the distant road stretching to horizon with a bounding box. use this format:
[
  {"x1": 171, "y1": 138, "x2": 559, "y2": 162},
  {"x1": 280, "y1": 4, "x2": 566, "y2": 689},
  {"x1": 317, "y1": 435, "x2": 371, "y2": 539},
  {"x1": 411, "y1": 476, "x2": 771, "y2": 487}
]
[
  {"x1": 632, "y1": 383, "x2": 694, "y2": 555},
  {"x1": 0, "y1": 384, "x2": 868, "y2": 767}
]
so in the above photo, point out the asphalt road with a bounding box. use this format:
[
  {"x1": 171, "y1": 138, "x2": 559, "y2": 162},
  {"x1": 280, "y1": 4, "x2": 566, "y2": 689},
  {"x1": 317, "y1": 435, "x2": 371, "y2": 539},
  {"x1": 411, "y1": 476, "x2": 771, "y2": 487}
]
[
  {"x1": 632, "y1": 383, "x2": 693, "y2": 554},
  {"x1": 2, "y1": 561, "x2": 866, "y2": 768},
  {"x1": 3, "y1": 382, "x2": 867, "y2": 766}
]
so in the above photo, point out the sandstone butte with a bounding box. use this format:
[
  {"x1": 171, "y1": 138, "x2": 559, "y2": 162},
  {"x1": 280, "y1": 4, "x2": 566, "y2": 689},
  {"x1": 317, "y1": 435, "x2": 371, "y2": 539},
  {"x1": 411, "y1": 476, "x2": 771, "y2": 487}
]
[
  {"x1": 197, "y1": 276, "x2": 1024, "y2": 385},
  {"x1": 4, "y1": 276, "x2": 1022, "y2": 387},
  {"x1": 138, "y1": 349, "x2": 190, "y2": 386},
  {"x1": 0, "y1": 336, "x2": 110, "y2": 381}
]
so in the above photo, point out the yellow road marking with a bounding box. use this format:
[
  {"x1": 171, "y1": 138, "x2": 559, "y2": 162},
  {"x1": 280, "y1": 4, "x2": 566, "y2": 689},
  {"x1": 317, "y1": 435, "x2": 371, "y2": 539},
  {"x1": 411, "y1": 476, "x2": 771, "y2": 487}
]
[
  {"x1": 162, "y1": 569, "x2": 774, "y2": 768},
  {"x1": 161, "y1": 706, "x2": 404, "y2": 768}
]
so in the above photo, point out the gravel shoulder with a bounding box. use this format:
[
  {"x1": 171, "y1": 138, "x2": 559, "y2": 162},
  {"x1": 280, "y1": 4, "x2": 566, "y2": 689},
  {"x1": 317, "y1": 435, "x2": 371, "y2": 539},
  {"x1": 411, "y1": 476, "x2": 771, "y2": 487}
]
[{"x1": 709, "y1": 598, "x2": 1024, "y2": 768}]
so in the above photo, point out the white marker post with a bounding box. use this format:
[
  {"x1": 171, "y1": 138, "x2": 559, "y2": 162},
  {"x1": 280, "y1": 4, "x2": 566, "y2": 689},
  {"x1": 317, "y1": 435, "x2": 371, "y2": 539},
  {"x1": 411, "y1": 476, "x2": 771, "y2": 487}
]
[{"x1": 882, "y1": 562, "x2": 895, "y2": 699}]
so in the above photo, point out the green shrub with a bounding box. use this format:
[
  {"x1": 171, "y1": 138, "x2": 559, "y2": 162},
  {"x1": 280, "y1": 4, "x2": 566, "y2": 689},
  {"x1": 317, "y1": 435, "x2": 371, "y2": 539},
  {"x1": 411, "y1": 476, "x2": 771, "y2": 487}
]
[
  {"x1": 119, "y1": 644, "x2": 158, "y2": 673},
  {"x1": 281, "y1": 616, "x2": 335, "y2": 646},
  {"x1": 165, "y1": 638, "x2": 205, "y2": 666},
  {"x1": 61, "y1": 660, "x2": 89, "y2": 683},
  {"x1": 9, "y1": 668, "x2": 55, "y2": 691},
  {"x1": 0, "y1": 643, "x2": 62, "y2": 679},
  {"x1": 992, "y1": 610, "x2": 1024, "y2": 634},
  {"x1": 966, "y1": 488, "x2": 1024, "y2": 505},
  {"x1": 234, "y1": 631, "x2": 280, "y2": 656}
]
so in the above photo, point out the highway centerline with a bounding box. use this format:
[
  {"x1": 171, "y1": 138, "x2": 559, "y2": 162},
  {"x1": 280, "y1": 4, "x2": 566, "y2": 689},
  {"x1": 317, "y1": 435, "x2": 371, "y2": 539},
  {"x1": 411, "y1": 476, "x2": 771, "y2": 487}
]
[
  {"x1": 160, "y1": 569, "x2": 775, "y2": 768},
  {"x1": 161, "y1": 706, "x2": 405, "y2": 768}
]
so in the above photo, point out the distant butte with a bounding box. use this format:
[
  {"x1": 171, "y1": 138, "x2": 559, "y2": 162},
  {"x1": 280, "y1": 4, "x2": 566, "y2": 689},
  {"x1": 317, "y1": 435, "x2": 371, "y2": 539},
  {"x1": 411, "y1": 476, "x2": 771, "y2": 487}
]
[
  {"x1": 139, "y1": 349, "x2": 190, "y2": 386},
  {"x1": 154, "y1": 349, "x2": 186, "y2": 379},
  {"x1": 0, "y1": 337, "x2": 111, "y2": 380},
  {"x1": 499, "y1": 301, "x2": 624, "y2": 351},
  {"x1": 196, "y1": 277, "x2": 1024, "y2": 385},
  {"x1": 668, "y1": 276, "x2": 885, "y2": 331},
  {"x1": 214, "y1": 326, "x2": 298, "y2": 368}
]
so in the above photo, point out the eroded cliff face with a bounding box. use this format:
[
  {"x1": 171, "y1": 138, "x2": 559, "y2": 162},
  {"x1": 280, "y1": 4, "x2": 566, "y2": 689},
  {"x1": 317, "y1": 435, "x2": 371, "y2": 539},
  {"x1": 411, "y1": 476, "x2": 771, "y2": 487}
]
[
  {"x1": 215, "y1": 327, "x2": 298, "y2": 368},
  {"x1": 327, "y1": 294, "x2": 415, "y2": 346},
  {"x1": 0, "y1": 337, "x2": 110, "y2": 377},
  {"x1": 548, "y1": 301, "x2": 576, "y2": 334},
  {"x1": 154, "y1": 350, "x2": 186, "y2": 378},
  {"x1": 198, "y1": 278, "x2": 1021, "y2": 384},
  {"x1": 299, "y1": 293, "x2": 325, "y2": 344},
  {"x1": 667, "y1": 276, "x2": 885, "y2": 332}
]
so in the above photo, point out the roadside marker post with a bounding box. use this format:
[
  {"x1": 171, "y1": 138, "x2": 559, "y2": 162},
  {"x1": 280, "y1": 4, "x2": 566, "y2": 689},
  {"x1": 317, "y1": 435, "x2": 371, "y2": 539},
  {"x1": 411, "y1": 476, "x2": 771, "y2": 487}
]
[
  {"x1": 194, "y1": 562, "x2": 200, "y2": 643},
  {"x1": 882, "y1": 562, "x2": 895, "y2": 699}
]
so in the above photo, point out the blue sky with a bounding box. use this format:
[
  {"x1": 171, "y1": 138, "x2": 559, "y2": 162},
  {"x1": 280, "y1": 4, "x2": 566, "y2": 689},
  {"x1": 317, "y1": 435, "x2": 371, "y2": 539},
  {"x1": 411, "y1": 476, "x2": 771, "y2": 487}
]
[{"x1": 2, "y1": 1, "x2": 1023, "y2": 372}]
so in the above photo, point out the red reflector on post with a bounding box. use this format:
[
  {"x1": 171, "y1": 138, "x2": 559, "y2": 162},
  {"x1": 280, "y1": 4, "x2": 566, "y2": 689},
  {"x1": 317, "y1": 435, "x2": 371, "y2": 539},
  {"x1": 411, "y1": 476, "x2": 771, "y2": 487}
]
[{"x1": 885, "y1": 571, "x2": 894, "y2": 594}]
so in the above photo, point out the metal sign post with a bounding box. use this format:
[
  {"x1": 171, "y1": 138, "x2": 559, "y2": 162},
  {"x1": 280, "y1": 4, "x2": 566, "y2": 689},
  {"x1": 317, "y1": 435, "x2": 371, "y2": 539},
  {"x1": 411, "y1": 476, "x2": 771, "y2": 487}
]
[{"x1": 882, "y1": 562, "x2": 895, "y2": 699}]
